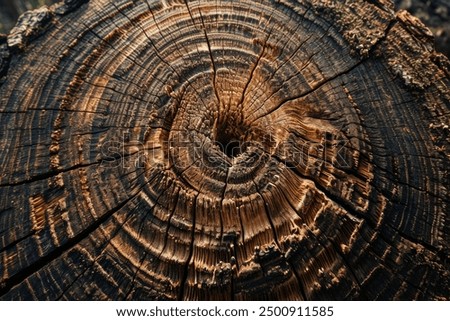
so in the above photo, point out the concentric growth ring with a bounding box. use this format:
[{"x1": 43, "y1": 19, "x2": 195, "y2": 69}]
[{"x1": 0, "y1": 0, "x2": 448, "y2": 300}]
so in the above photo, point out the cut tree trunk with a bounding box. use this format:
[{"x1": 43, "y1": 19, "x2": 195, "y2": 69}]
[{"x1": 0, "y1": 0, "x2": 449, "y2": 300}]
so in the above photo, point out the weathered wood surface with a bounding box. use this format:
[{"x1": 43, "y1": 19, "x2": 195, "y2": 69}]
[{"x1": 0, "y1": 0, "x2": 449, "y2": 300}]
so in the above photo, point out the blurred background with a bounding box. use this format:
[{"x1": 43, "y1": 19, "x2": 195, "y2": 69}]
[
  {"x1": 0, "y1": 0, "x2": 448, "y2": 57},
  {"x1": 0, "y1": 0, "x2": 58, "y2": 33},
  {"x1": 395, "y1": 0, "x2": 449, "y2": 57}
]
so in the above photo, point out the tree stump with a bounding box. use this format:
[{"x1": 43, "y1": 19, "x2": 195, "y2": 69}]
[{"x1": 0, "y1": 0, "x2": 449, "y2": 300}]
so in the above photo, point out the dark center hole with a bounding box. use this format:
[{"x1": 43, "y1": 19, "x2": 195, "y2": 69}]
[{"x1": 216, "y1": 133, "x2": 243, "y2": 158}]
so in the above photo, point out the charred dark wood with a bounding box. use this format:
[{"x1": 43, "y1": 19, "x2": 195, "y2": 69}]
[{"x1": 0, "y1": 0, "x2": 449, "y2": 300}]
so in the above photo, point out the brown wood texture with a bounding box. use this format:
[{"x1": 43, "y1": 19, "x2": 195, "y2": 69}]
[{"x1": 0, "y1": 0, "x2": 449, "y2": 300}]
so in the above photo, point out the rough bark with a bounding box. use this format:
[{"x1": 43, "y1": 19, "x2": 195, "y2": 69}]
[
  {"x1": 394, "y1": 0, "x2": 450, "y2": 58},
  {"x1": 0, "y1": 0, "x2": 60, "y2": 34},
  {"x1": 0, "y1": 0, "x2": 449, "y2": 300}
]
